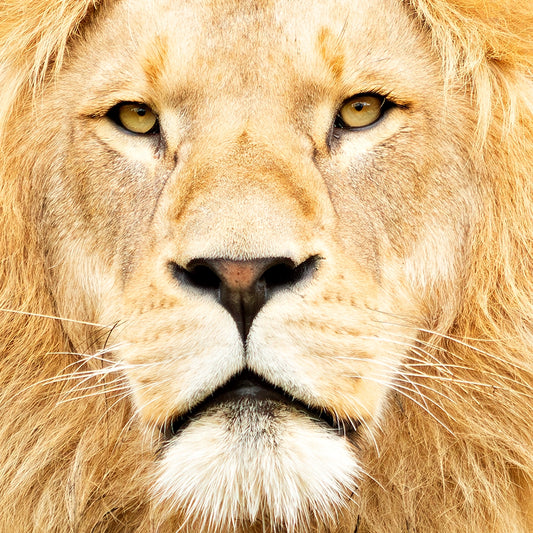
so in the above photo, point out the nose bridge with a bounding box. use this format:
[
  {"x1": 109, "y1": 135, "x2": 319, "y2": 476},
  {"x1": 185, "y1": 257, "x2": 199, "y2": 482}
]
[
  {"x1": 178, "y1": 87, "x2": 320, "y2": 216},
  {"x1": 211, "y1": 128, "x2": 316, "y2": 205},
  {"x1": 169, "y1": 127, "x2": 329, "y2": 262},
  {"x1": 231, "y1": 141, "x2": 319, "y2": 219}
]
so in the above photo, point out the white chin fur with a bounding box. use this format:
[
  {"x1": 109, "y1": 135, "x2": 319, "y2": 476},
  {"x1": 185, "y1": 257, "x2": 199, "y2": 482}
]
[{"x1": 154, "y1": 400, "x2": 360, "y2": 532}]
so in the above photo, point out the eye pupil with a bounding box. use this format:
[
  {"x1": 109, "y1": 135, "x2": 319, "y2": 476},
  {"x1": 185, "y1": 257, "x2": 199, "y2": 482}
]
[
  {"x1": 353, "y1": 102, "x2": 366, "y2": 112},
  {"x1": 136, "y1": 108, "x2": 147, "y2": 117}
]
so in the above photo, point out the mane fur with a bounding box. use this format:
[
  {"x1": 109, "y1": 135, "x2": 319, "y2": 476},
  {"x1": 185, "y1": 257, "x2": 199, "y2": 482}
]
[{"x1": 0, "y1": 0, "x2": 532, "y2": 531}]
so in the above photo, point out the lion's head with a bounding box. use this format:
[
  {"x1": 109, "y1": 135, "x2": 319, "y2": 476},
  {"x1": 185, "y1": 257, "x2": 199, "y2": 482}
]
[{"x1": 0, "y1": 0, "x2": 532, "y2": 531}]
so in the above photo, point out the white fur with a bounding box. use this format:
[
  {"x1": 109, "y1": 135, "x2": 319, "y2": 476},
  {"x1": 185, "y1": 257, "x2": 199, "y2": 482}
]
[{"x1": 154, "y1": 402, "x2": 360, "y2": 532}]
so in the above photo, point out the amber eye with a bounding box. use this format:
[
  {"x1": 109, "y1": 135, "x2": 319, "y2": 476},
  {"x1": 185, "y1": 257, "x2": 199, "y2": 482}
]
[
  {"x1": 110, "y1": 103, "x2": 159, "y2": 134},
  {"x1": 335, "y1": 94, "x2": 386, "y2": 129}
]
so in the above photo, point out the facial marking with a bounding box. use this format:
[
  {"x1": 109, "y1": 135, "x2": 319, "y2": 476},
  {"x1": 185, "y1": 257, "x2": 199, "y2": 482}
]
[
  {"x1": 142, "y1": 33, "x2": 169, "y2": 88},
  {"x1": 318, "y1": 27, "x2": 346, "y2": 81}
]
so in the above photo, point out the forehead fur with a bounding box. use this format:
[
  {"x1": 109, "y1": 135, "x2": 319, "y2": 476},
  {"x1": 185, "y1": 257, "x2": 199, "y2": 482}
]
[
  {"x1": 0, "y1": 0, "x2": 531, "y2": 138},
  {"x1": 73, "y1": 0, "x2": 434, "y2": 125}
]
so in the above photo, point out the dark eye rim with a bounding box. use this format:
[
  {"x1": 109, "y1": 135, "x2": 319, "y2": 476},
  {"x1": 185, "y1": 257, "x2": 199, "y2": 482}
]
[
  {"x1": 333, "y1": 93, "x2": 394, "y2": 131},
  {"x1": 107, "y1": 101, "x2": 161, "y2": 135}
]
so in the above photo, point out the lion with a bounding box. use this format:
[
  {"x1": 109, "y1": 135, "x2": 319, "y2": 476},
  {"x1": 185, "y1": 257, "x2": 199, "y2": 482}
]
[{"x1": 0, "y1": 0, "x2": 532, "y2": 531}]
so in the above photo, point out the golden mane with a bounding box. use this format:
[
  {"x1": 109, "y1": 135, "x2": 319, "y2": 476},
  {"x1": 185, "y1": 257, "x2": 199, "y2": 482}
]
[{"x1": 0, "y1": 0, "x2": 532, "y2": 531}]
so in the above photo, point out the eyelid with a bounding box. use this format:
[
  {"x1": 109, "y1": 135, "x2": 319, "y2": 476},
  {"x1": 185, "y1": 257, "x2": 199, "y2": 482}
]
[
  {"x1": 107, "y1": 101, "x2": 158, "y2": 117},
  {"x1": 80, "y1": 94, "x2": 158, "y2": 119}
]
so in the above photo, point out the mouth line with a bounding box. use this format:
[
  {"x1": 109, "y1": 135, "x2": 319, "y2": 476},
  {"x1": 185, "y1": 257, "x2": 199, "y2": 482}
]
[{"x1": 162, "y1": 370, "x2": 360, "y2": 441}]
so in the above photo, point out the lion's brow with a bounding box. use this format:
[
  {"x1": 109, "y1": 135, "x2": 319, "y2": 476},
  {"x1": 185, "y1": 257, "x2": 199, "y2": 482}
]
[{"x1": 142, "y1": 33, "x2": 169, "y2": 87}]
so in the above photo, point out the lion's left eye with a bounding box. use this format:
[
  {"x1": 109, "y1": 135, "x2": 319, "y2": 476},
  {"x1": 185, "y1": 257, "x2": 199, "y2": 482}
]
[
  {"x1": 335, "y1": 94, "x2": 387, "y2": 129},
  {"x1": 109, "y1": 103, "x2": 159, "y2": 134}
]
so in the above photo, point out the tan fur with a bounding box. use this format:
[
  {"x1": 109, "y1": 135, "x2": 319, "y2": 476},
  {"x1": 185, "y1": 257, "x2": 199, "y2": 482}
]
[{"x1": 0, "y1": 0, "x2": 532, "y2": 531}]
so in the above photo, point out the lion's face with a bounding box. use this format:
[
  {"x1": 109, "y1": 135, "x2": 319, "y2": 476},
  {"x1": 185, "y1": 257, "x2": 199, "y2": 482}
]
[{"x1": 35, "y1": 0, "x2": 479, "y2": 530}]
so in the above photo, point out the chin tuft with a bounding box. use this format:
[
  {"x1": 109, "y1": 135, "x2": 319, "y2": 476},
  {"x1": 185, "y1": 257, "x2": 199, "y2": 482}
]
[{"x1": 153, "y1": 401, "x2": 360, "y2": 533}]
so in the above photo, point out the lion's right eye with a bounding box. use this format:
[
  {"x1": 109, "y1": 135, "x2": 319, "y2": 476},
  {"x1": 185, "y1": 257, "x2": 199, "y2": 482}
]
[{"x1": 108, "y1": 103, "x2": 159, "y2": 134}]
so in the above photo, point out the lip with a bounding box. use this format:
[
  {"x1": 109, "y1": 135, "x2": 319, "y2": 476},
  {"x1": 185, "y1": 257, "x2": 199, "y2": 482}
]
[{"x1": 163, "y1": 370, "x2": 359, "y2": 440}]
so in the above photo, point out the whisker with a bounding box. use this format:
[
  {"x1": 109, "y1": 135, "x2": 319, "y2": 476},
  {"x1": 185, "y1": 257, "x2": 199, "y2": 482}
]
[
  {"x1": 56, "y1": 386, "x2": 132, "y2": 404},
  {"x1": 15, "y1": 358, "x2": 160, "y2": 399},
  {"x1": 0, "y1": 307, "x2": 114, "y2": 329},
  {"x1": 357, "y1": 325, "x2": 533, "y2": 395},
  {"x1": 15, "y1": 367, "x2": 123, "y2": 395},
  {"x1": 375, "y1": 317, "x2": 527, "y2": 366},
  {"x1": 59, "y1": 374, "x2": 130, "y2": 394},
  {"x1": 351, "y1": 372, "x2": 456, "y2": 433},
  {"x1": 370, "y1": 331, "x2": 456, "y2": 370},
  {"x1": 47, "y1": 351, "x2": 119, "y2": 366}
]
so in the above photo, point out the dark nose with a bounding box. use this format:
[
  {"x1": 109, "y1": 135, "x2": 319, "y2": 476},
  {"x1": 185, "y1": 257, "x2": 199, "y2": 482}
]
[{"x1": 170, "y1": 256, "x2": 318, "y2": 340}]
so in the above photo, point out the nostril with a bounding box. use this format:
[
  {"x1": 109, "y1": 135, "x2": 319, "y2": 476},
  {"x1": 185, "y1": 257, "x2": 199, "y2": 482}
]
[
  {"x1": 187, "y1": 262, "x2": 222, "y2": 290},
  {"x1": 261, "y1": 255, "x2": 319, "y2": 291},
  {"x1": 169, "y1": 261, "x2": 221, "y2": 291},
  {"x1": 260, "y1": 261, "x2": 296, "y2": 289}
]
